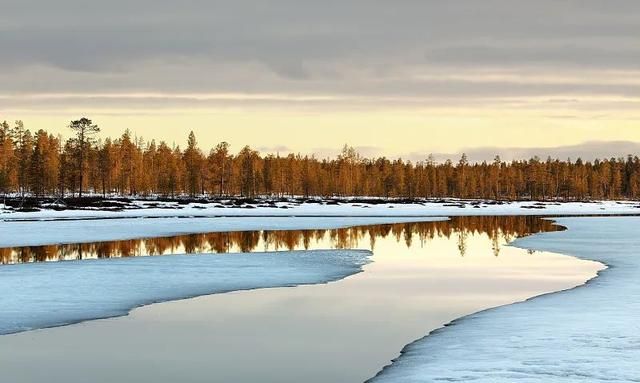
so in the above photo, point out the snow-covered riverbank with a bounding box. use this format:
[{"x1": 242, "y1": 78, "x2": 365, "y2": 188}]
[
  {"x1": 2, "y1": 199, "x2": 640, "y2": 221},
  {"x1": 0, "y1": 215, "x2": 443, "y2": 335},
  {"x1": 368, "y1": 216, "x2": 640, "y2": 382}
]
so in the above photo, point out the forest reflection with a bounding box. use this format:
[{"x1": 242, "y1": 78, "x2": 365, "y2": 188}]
[{"x1": 0, "y1": 216, "x2": 559, "y2": 264}]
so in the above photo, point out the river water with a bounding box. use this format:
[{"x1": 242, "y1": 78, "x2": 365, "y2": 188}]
[{"x1": 0, "y1": 217, "x2": 603, "y2": 383}]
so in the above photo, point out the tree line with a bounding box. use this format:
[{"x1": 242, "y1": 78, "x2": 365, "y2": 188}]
[{"x1": 1, "y1": 118, "x2": 640, "y2": 200}]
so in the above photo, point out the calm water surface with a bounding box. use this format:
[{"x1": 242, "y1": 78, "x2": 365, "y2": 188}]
[
  {"x1": 3, "y1": 216, "x2": 556, "y2": 264},
  {"x1": 0, "y1": 217, "x2": 602, "y2": 383}
]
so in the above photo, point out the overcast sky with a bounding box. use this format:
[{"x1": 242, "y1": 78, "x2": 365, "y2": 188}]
[{"x1": 1, "y1": 1, "x2": 639, "y2": 160}]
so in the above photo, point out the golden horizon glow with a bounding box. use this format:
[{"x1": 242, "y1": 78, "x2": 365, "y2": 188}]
[{"x1": 3, "y1": 105, "x2": 640, "y2": 161}]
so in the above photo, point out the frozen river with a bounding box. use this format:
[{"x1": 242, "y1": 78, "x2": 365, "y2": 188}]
[
  {"x1": 370, "y1": 217, "x2": 640, "y2": 382},
  {"x1": 0, "y1": 217, "x2": 604, "y2": 382}
]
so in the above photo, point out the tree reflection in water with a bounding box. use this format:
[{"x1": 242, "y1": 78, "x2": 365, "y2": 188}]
[{"x1": 0, "y1": 216, "x2": 559, "y2": 264}]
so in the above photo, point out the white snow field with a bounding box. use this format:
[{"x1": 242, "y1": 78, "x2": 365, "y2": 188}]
[
  {"x1": 0, "y1": 216, "x2": 446, "y2": 247},
  {"x1": 1, "y1": 199, "x2": 640, "y2": 221},
  {"x1": 0, "y1": 249, "x2": 371, "y2": 335},
  {"x1": 368, "y1": 216, "x2": 640, "y2": 383}
]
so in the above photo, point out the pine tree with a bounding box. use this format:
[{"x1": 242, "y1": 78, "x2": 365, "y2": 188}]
[
  {"x1": 69, "y1": 118, "x2": 100, "y2": 197},
  {"x1": 183, "y1": 131, "x2": 203, "y2": 197}
]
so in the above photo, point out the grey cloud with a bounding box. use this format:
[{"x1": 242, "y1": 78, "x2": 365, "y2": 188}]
[
  {"x1": 406, "y1": 141, "x2": 640, "y2": 164},
  {"x1": 256, "y1": 141, "x2": 640, "y2": 163},
  {"x1": 426, "y1": 43, "x2": 640, "y2": 70},
  {"x1": 1, "y1": 0, "x2": 639, "y2": 105},
  {"x1": 312, "y1": 146, "x2": 383, "y2": 160},
  {"x1": 257, "y1": 145, "x2": 292, "y2": 154}
]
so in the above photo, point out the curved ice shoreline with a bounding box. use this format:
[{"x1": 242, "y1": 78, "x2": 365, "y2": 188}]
[
  {"x1": 0, "y1": 249, "x2": 371, "y2": 336},
  {"x1": 0, "y1": 216, "x2": 449, "y2": 336},
  {"x1": 0, "y1": 216, "x2": 448, "y2": 248},
  {"x1": 368, "y1": 216, "x2": 640, "y2": 382}
]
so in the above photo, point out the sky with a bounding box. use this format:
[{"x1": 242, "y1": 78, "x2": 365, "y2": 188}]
[{"x1": 1, "y1": 1, "x2": 639, "y2": 161}]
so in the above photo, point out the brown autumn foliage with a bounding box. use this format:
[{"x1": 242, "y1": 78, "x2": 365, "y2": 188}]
[{"x1": 1, "y1": 119, "x2": 640, "y2": 200}]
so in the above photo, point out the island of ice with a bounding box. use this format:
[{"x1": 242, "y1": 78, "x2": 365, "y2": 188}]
[
  {"x1": 0, "y1": 249, "x2": 371, "y2": 335},
  {"x1": 368, "y1": 216, "x2": 640, "y2": 382}
]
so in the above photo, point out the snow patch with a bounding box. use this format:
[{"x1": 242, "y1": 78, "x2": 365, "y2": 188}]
[
  {"x1": 0, "y1": 249, "x2": 372, "y2": 336},
  {"x1": 2, "y1": 200, "x2": 640, "y2": 221}
]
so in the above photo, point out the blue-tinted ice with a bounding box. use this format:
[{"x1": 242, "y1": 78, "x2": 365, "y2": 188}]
[
  {"x1": 0, "y1": 249, "x2": 370, "y2": 335},
  {"x1": 369, "y1": 217, "x2": 640, "y2": 382}
]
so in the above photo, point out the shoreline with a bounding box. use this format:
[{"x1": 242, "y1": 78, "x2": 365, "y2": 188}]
[
  {"x1": 0, "y1": 249, "x2": 375, "y2": 336},
  {"x1": 0, "y1": 216, "x2": 601, "y2": 383},
  {"x1": 368, "y1": 216, "x2": 639, "y2": 382},
  {"x1": 2, "y1": 198, "x2": 640, "y2": 222},
  {"x1": 0, "y1": 216, "x2": 448, "y2": 248}
]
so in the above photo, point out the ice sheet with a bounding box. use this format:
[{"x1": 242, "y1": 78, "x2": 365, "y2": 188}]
[
  {"x1": 368, "y1": 217, "x2": 640, "y2": 382},
  {"x1": 0, "y1": 249, "x2": 371, "y2": 336}
]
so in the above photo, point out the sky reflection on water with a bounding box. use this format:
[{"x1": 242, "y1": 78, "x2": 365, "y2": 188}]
[{"x1": 0, "y1": 216, "x2": 601, "y2": 383}]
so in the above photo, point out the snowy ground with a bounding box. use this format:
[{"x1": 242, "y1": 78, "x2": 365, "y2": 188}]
[
  {"x1": 1, "y1": 199, "x2": 640, "y2": 221},
  {"x1": 0, "y1": 249, "x2": 372, "y2": 336},
  {"x1": 0, "y1": 216, "x2": 446, "y2": 248},
  {"x1": 368, "y1": 217, "x2": 640, "y2": 383}
]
